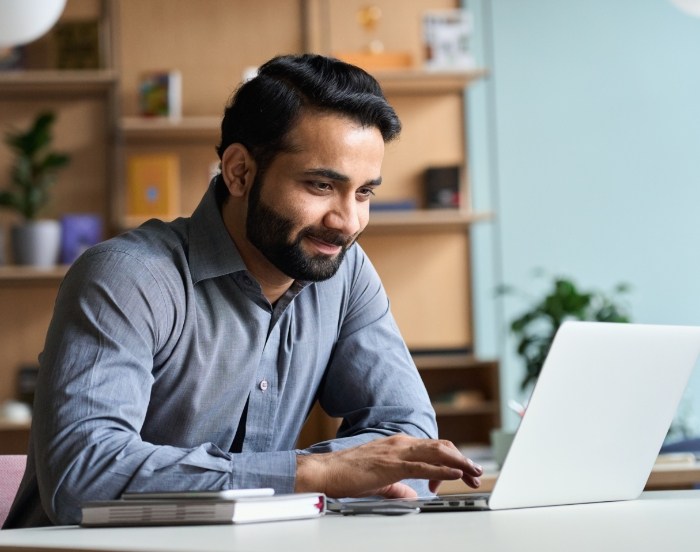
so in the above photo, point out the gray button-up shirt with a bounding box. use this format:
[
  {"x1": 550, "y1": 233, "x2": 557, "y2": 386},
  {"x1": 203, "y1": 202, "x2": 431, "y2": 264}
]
[{"x1": 6, "y1": 180, "x2": 437, "y2": 527}]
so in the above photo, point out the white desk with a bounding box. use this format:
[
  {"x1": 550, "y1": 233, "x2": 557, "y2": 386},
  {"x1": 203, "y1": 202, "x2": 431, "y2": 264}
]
[{"x1": 0, "y1": 490, "x2": 699, "y2": 552}]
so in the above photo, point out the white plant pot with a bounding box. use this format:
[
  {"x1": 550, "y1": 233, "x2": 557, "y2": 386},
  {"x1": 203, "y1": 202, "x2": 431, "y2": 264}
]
[{"x1": 11, "y1": 219, "x2": 62, "y2": 268}]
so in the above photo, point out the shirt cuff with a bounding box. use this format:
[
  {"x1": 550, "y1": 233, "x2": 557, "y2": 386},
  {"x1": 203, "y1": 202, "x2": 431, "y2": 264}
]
[{"x1": 229, "y1": 450, "x2": 297, "y2": 494}]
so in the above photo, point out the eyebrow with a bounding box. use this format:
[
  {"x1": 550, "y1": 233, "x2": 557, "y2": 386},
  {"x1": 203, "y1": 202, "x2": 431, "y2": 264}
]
[{"x1": 304, "y1": 168, "x2": 382, "y2": 187}]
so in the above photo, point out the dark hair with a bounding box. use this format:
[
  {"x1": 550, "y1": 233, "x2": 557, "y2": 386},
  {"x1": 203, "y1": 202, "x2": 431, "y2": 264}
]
[{"x1": 216, "y1": 54, "x2": 401, "y2": 173}]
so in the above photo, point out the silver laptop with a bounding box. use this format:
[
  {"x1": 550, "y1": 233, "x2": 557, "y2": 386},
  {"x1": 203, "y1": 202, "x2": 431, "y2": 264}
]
[{"x1": 330, "y1": 321, "x2": 700, "y2": 514}]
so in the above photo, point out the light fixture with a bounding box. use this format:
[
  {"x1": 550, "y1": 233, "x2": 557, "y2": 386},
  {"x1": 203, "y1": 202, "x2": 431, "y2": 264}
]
[
  {"x1": 670, "y1": 0, "x2": 700, "y2": 17},
  {"x1": 0, "y1": 0, "x2": 67, "y2": 49}
]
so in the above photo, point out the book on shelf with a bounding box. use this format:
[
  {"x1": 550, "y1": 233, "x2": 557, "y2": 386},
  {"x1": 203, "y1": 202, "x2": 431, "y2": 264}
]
[
  {"x1": 370, "y1": 199, "x2": 418, "y2": 212},
  {"x1": 423, "y1": 9, "x2": 476, "y2": 70},
  {"x1": 424, "y1": 165, "x2": 461, "y2": 209},
  {"x1": 139, "y1": 70, "x2": 182, "y2": 119},
  {"x1": 60, "y1": 213, "x2": 104, "y2": 264},
  {"x1": 81, "y1": 490, "x2": 326, "y2": 527},
  {"x1": 126, "y1": 154, "x2": 180, "y2": 220},
  {"x1": 53, "y1": 20, "x2": 101, "y2": 69}
]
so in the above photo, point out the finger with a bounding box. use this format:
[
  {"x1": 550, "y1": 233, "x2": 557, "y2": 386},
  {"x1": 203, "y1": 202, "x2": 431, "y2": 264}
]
[
  {"x1": 465, "y1": 458, "x2": 484, "y2": 477},
  {"x1": 404, "y1": 440, "x2": 480, "y2": 476},
  {"x1": 403, "y1": 462, "x2": 463, "y2": 482},
  {"x1": 429, "y1": 479, "x2": 442, "y2": 494},
  {"x1": 462, "y1": 473, "x2": 481, "y2": 489},
  {"x1": 374, "y1": 482, "x2": 418, "y2": 499},
  {"x1": 435, "y1": 443, "x2": 484, "y2": 478}
]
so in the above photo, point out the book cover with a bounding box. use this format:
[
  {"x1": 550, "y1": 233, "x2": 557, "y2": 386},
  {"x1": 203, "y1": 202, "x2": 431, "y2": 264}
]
[
  {"x1": 60, "y1": 213, "x2": 104, "y2": 264},
  {"x1": 81, "y1": 492, "x2": 326, "y2": 527},
  {"x1": 126, "y1": 154, "x2": 180, "y2": 220},
  {"x1": 424, "y1": 166, "x2": 461, "y2": 209},
  {"x1": 139, "y1": 70, "x2": 182, "y2": 119}
]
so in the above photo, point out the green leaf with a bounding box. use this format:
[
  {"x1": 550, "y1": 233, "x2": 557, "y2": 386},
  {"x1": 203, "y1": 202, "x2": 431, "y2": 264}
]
[
  {"x1": 505, "y1": 274, "x2": 633, "y2": 390},
  {"x1": 0, "y1": 111, "x2": 69, "y2": 219}
]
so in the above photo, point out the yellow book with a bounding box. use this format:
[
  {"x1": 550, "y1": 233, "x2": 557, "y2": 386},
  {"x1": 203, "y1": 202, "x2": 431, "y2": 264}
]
[{"x1": 126, "y1": 154, "x2": 180, "y2": 219}]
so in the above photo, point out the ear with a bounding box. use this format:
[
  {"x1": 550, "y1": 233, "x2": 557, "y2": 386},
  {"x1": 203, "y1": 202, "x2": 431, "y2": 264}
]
[{"x1": 220, "y1": 143, "x2": 257, "y2": 198}]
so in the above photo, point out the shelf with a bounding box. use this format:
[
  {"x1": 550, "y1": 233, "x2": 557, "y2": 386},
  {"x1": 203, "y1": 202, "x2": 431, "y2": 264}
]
[
  {"x1": 0, "y1": 265, "x2": 70, "y2": 283},
  {"x1": 365, "y1": 210, "x2": 493, "y2": 233},
  {"x1": 0, "y1": 420, "x2": 31, "y2": 431},
  {"x1": 432, "y1": 401, "x2": 499, "y2": 416},
  {"x1": 413, "y1": 353, "x2": 498, "y2": 371},
  {"x1": 0, "y1": 70, "x2": 118, "y2": 95},
  {"x1": 374, "y1": 68, "x2": 487, "y2": 94},
  {"x1": 118, "y1": 210, "x2": 492, "y2": 233},
  {"x1": 116, "y1": 68, "x2": 487, "y2": 141},
  {"x1": 120, "y1": 116, "x2": 221, "y2": 141}
]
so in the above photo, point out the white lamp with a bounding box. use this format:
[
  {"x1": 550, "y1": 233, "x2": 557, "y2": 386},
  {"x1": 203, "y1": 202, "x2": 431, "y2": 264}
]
[
  {"x1": 670, "y1": 0, "x2": 700, "y2": 17},
  {"x1": 0, "y1": 0, "x2": 67, "y2": 49}
]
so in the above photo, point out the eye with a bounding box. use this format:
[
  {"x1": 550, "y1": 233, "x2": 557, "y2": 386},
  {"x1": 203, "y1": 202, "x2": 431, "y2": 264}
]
[
  {"x1": 356, "y1": 187, "x2": 376, "y2": 201},
  {"x1": 308, "y1": 181, "x2": 333, "y2": 193}
]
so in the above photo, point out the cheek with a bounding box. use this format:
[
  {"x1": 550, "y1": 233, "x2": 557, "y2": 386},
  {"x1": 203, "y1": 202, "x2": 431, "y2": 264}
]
[{"x1": 357, "y1": 203, "x2": 371, "y2": 232}]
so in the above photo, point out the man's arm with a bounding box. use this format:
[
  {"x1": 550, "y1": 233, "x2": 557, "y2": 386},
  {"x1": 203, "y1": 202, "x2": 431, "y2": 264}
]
[
  {"x1": 293, "y1": 246, "x2": 482, "y2": 497},
  {"x1": 33, "y1": 246, "x2": 298, "y2": 525}
]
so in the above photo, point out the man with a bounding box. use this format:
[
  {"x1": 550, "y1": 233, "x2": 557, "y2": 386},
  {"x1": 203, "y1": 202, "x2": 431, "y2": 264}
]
[{"x1": 4, "y1": 54, "x2": 481, "y2": 527}]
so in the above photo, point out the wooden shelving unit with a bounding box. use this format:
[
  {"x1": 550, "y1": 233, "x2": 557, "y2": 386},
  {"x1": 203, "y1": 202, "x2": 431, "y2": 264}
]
[
  {"x1": 0, "y1": 266, "x2": 69, "y2": 283},
  {"x1": 416, "y1": 354, "x2": 500, "y2": 446},
  {"x1": 0, "y1": 70, "x2": 118, "y2": 95},
  {"x1": 119, "y1": 116, "x2": 221, "y2": 141},
  {"x1": 367, "y1": 209, "x2": 493, "y2": 233},
  {"x1": 373, "y1": 68, "x2": 487, "y2": 94},
  {"x1": 0, "y1": 0, "x2": 501, "y2": 452},
  {"x1": 0, "y1": 420, "x2": 31, "y2": 455}
]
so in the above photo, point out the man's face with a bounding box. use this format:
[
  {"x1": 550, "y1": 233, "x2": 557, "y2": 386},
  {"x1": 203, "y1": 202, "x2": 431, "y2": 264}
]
[{"x1": 245, "y1": 112, "x2": 385, "y2": 282}]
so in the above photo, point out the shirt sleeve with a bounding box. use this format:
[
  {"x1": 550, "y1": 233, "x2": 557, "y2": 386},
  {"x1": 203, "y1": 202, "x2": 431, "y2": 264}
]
[
  {"x1": 33, "y1": 247, "x2": 296, "y2": 525},
  {"x1": 301, "y1": 246, "x2": 439, "y2": 495}
]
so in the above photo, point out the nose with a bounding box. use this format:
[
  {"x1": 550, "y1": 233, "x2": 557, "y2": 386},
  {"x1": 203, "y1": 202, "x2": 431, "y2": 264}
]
[{"x1": 323, "y1": 195, "x2": 363, "y2": 237}]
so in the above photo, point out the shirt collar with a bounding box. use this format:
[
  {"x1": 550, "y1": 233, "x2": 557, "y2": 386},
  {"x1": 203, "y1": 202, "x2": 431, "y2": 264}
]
[{"x1": 188, "y1": 177, "x2": 247, "y2": 284}]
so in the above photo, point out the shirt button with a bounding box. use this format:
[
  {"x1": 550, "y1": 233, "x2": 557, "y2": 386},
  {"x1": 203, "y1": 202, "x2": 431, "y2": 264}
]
[{"x1": 259, "y1": 380, "x2": 269, "y2": 392}]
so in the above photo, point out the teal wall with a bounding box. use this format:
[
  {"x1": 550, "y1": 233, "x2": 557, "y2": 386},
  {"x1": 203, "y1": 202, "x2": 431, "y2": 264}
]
[{"x1": 466, "y1": 0, "x2": 700, "y2": 435}]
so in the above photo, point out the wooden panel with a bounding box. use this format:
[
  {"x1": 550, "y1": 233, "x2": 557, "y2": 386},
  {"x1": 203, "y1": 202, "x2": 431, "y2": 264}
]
[
  {"x1": 62, "y1": 0, "x2": 102, "y2": 19},
  {"x1": 0, "y1": 285, "x2": 60, "y2": 403},
  {"x1": 0, "y1": 423, "x2": 31, "y2": 455},
  {"x1": 381, "y1": 93, "x2": 466, "y2": 206},
  {"x1": 359, "y1": 230, "x2": 471, "y2": 350},
  {"x1": 117, "y1": 0, "x2": 304, "y2": 117}
]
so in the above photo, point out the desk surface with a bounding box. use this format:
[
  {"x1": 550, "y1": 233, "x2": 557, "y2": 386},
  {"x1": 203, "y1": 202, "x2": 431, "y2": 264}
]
[{"x1": 0, "y1": 490, "x2": 699, "y2": 552}]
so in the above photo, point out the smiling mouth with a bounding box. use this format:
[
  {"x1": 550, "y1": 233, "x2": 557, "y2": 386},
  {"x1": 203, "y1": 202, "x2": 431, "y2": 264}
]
[{"x1": 305, "y1": 235, "x2": 343, "y2": 255}]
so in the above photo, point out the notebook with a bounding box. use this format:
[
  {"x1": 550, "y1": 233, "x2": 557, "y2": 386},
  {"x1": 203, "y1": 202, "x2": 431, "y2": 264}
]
[{"x1": 330, "y1": 321, "x2": 700, "y2": 514}]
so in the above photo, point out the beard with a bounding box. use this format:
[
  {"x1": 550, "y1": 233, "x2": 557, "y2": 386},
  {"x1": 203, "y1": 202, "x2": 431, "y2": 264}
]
[{"x1": 245, "y1": 176, "x2": 359, "y2": 282}]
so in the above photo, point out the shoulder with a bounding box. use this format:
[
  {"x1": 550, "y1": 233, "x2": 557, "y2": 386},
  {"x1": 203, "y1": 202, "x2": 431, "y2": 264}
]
[{"x1": 66, "y1": 219, "x2": 190, "y2": 301}]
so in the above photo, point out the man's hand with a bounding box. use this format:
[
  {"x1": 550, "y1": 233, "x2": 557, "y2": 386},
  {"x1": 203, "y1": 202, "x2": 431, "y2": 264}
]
[{"x1": 295, "y1": 434, "x2": 482, "y2": 498}]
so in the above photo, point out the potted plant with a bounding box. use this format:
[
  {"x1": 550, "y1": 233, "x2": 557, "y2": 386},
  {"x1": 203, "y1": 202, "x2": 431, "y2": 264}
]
[
  {"x1": 499, "y1": 273, "x2": 632, "y2": 392},
  {"x1": 0, "y1": 111, "x2": 70, "y2": 267}
]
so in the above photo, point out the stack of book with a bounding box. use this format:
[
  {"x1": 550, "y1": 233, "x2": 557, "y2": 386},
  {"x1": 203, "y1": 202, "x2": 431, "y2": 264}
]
[{"x1": 81, "y1": 489, "x2": 326, "y2": 527}]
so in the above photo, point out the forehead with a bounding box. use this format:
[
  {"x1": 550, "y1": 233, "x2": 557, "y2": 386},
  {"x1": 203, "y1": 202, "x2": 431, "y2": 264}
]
[{"x1": 286, "y1": 111, "x2": 382, "y2": 151}]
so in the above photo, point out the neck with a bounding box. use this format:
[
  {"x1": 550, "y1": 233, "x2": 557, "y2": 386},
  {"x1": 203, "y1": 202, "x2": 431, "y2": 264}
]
[{"x1": 221, "y1": 197, "x2": 294, "y2": 304}]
